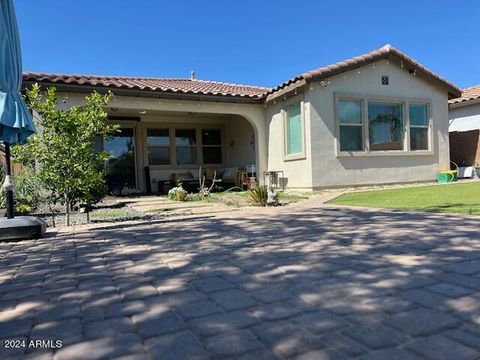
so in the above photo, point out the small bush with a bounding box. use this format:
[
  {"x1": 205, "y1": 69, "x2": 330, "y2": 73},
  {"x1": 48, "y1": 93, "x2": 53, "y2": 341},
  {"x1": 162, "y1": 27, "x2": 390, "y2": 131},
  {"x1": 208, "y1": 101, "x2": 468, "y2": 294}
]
[
  {"x1": 247, "y1": 185, "x2": 268, "y2": 206},
  {"x1": 188, "y1": 192, "x2": 206, "y2": 201},
  {"x1": 14, "y1": 204, "x2": 33, "y2": 215},
  {"x1": 168, "y1": 186, "x2": 188, "y2": 201},
  {"x1": 0, "y1": 166, "x2": 44, "y2": 214}
]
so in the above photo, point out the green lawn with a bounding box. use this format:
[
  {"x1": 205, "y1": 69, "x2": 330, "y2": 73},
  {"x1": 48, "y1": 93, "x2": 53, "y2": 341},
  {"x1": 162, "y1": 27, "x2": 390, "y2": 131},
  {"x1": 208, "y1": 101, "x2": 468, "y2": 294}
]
[{"x1": 329, "y1": 182, "x2": 480, "y2": 215}]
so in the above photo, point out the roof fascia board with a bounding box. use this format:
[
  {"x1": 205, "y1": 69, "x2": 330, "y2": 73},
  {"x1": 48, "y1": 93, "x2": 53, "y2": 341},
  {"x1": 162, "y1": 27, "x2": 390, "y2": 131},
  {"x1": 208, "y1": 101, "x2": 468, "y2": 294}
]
[
  {"x1": 265, "y1": 79, "x2": 307, "y2": 104},
  {"x1": 449, "y1": 97, "x2": 480, "y2": 109},
  {"x1": 21, "y1": 81, "x2": 264, "y2": 105}
]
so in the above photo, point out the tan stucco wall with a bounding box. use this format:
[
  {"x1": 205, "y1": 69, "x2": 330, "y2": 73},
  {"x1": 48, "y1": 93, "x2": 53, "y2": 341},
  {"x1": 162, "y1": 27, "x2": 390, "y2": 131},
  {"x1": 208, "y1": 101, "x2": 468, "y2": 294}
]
[
  {"x1": 266, "y1": 94, "x2": 313, "y2": 189},
  {"x1": 266, "y1": 60, "x2": 450, "y2": 189},
  {"x1": 226, "y1": 115, "x2": 256, "y2": 168},
  {"x1": 306, "y1": 60, "x2": 449, "y2": 187},
  {"x1": 308, "y1": 60, "x2": 450, "y2": 188}
]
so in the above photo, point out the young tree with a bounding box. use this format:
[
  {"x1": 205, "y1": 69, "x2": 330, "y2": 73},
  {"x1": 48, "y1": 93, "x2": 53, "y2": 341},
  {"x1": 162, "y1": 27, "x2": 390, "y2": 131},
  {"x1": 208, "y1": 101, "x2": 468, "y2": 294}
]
[{"x1": 14, "y1": 84, "x2": 119, "y2": 226}]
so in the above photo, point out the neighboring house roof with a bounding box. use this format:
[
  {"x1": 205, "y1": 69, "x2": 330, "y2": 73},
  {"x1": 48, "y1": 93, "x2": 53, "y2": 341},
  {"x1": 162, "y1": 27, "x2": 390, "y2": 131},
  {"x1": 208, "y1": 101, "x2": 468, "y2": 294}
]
[
  {"x1": 267, "y1": 44, "x2": 461, "y2": 101},
  {"x1": 449, "y1": 85, "x2": 480, "y2": 106},
  {"x1": 22, "y1": 45, "x2": 461, "y2": 104},
  {"x1": 22, "y1": 72, "x2": 270, "y2": 101}
]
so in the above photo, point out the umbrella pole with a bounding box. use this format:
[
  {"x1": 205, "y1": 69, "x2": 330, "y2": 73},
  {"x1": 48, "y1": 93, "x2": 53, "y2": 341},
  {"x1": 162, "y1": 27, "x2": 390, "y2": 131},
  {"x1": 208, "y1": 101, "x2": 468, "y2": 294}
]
[{"x1": 4, "y1": 143, "x2": 14, "y2": 219}]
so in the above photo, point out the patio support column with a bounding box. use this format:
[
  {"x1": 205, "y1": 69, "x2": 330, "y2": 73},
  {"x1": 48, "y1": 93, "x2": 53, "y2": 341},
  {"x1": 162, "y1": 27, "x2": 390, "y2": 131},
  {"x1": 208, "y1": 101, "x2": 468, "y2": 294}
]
[
  {"x1": 255, "y1": 123, "x2": 268, "y2": 186},
  {"x1": 241, "y1": 113, "x2": 268, "y2": 186}
]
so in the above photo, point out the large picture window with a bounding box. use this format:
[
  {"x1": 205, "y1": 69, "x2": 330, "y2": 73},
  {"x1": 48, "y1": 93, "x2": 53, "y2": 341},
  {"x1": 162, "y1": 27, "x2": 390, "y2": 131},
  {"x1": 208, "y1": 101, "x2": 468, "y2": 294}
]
[
  {"x1": 409, "y1": 104, "x2": 429, "y2": 151},
  {"x1": 285, "y1": 103, "x2": 303, "y2": 155},
  {"x1": 339, "y1": 99, "x2": 363, "y2": 151},
  {"x1": 147, "y1": 128, "x2": 170, "y2": 165},
  {"x1": 368, "y1": 102, "x2": 404, "y2": 151},
  {"x1": 336, "y1": 95, "x2": 431, "y2": 155}
]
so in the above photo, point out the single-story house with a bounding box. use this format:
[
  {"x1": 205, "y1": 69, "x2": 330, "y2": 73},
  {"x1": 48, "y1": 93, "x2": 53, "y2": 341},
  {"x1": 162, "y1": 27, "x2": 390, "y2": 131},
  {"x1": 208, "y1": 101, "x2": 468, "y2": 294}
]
[
  {"x1": 449, "y1": 86, "x2": 480, "y2": 167},
  {"x1": 22, "y1": 45, "x2": 461, "y2": 193}
]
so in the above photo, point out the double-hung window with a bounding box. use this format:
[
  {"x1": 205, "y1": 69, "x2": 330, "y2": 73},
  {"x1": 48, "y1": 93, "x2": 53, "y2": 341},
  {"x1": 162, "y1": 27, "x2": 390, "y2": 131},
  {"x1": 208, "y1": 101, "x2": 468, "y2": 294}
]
[
  {"x1": 409, "y1": 104, "x2": 429, "y2": 151},
  {"x1": 175, "y1": 129, "x2": 197, "y2": 165},
  {"x1": 339, "y1": 99, "x2": 363, "y2": 151},
  {"x1": 285, "y1": 103, "x2": 304, "y2": 156},
  {"x1": 202, "y1": 129, "x2": 222, "y2": 164},
  {"x1": 147, "y1": 129, "x2": 170, "y2": 165}
]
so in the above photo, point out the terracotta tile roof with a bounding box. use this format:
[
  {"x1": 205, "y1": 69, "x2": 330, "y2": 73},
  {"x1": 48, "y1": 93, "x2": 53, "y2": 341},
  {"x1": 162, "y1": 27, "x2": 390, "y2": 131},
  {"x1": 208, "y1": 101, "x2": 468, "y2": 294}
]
[
  {"x1": 268, "y1": 44, "x2": 461, "y2": 99},
  {"x1": 23, "y1": 45, "x2": 461, "y2": 103},
  {"x1": 449, "y1": 85, "x2": 480, "y2": 105},
  {"x1": 22, "y1": 72, "x2": 270, "y2": 100}
]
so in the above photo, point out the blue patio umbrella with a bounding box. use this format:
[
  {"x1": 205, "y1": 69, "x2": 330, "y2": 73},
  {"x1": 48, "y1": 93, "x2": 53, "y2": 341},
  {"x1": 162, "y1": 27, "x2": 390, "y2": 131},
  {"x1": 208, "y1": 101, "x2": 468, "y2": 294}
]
[
  {"x1": 1, "y1": 0, "x2": 34, "y2": 220},
  {"x1": 0, "y1": 0, "x2": 45, "y2": 240},
  {"x1": 0, "y1": 0, "x2": 35, "y2": 144}
]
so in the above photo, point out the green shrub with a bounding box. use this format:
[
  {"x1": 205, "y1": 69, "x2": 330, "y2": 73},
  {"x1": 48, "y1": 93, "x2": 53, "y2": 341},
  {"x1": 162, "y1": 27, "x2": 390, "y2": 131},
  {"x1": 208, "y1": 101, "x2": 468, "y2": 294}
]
[
  {"x1": 168, "y1": 186, "x2": 188, "y2": 201},
  {"x1": 14, "y1": 204, "x2": 33, "y2": 215},
  {"x1": 247, "y1": 185, "x2": 268, "y2": 206},
  {"x1": 188, "y1": 192, "x2": 206, "y2": 201},
  {"x1": 0, "y1": 166, "x2": 44, "y2": 215}
]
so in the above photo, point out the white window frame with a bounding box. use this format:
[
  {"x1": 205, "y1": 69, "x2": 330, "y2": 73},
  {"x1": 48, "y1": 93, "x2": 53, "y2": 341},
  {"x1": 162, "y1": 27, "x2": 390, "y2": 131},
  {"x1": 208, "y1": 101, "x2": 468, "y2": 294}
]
[
  {"x1": 335, "y1": 93, "x2": 433, "y2": 157},
  {"x1": 336, "y1": 97, "x2": 365, "y2": 152},
  {"x1": 408, "y1": 102, "x2": 432, "y2": 152},
  {"x1": 283, "y1": 101, "x2": 306, "y2": 161}
]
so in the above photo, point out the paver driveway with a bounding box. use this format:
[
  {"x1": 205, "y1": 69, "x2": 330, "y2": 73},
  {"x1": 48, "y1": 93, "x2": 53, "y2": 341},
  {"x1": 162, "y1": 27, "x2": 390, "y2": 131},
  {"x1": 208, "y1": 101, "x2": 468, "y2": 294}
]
[{"x1": 1, "y1": 200, "x2": 480, "y2": 360}]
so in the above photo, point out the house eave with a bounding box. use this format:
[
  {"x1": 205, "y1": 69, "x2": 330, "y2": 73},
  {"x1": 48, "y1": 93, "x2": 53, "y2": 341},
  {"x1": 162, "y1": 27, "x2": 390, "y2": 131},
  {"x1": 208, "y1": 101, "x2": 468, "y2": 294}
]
[
  {"x1": 449, "y1": 97, "x2": 480, "y2": 109},
  {"x1": 267, "y1": 47, "x2": 461, "y2": 101},
  {"x1": 21, "y1": 80, "x2": 266, "y2": 105},
  {"x1": 265, "y1": 79, "x2": 308, "y2": 105}
]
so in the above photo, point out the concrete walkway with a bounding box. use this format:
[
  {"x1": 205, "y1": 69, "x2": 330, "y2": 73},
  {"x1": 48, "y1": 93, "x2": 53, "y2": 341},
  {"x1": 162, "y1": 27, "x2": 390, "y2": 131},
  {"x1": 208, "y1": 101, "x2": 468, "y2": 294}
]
[
  {"x1": 1, "y1": 200, "x2": 480, "y2": 359},
  {"x1": 116, "y1": 195, "x2": 220, "y2": 216}
]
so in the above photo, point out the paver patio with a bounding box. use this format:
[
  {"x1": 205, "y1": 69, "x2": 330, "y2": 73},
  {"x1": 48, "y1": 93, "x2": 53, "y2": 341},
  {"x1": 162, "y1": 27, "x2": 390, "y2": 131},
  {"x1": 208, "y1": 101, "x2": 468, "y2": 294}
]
[{"x1": 1, "y1": 198, "x2": 480, "y2": 359}]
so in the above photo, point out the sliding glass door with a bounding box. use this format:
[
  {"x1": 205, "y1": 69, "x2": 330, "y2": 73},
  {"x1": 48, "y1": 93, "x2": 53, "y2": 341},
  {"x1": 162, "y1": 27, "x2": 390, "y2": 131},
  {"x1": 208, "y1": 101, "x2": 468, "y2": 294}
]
[{"x1": 104, "y1": 128, "x2": 136, "y2": 194}]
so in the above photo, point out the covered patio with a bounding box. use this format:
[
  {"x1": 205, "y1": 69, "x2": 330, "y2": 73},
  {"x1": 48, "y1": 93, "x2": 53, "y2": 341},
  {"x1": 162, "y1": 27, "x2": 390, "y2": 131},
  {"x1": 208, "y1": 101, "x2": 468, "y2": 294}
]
[
  {"x1": 22, "y1": 73, "x2": 270, "y2": 195},
  {"x1": 101, "y1": 109, "x2": 259, "y2": 195}
]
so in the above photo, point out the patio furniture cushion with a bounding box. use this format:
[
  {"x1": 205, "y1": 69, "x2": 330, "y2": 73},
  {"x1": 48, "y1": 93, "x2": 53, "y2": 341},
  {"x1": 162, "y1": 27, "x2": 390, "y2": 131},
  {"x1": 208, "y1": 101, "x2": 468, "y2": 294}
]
[
  {"x1": 222, "y1": 167, "x2": 238, "y2": 182},
  {"x1": 205, "y1": 168, "x2": 221, "y2": 179}
]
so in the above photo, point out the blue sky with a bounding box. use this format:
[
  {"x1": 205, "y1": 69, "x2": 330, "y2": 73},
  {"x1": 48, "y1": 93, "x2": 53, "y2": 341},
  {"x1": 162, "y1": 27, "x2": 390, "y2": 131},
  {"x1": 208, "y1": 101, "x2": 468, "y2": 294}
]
[{"x1": 15, "y1": 0, "x2": 480, "y2": 88}]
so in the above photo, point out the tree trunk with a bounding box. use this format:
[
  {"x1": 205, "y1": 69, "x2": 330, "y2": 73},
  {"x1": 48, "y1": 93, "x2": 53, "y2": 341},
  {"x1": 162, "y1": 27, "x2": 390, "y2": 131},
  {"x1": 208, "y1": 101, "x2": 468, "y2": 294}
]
[
  {"x1": 65, "y1": 195, "x2": 70, "y2": 227},
  {"x1": 49, "y1": 202, "x2": 56, "y2": 228},
  {"x1": 86, "y1": 207, "x2": 90, "y2": 223}
]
